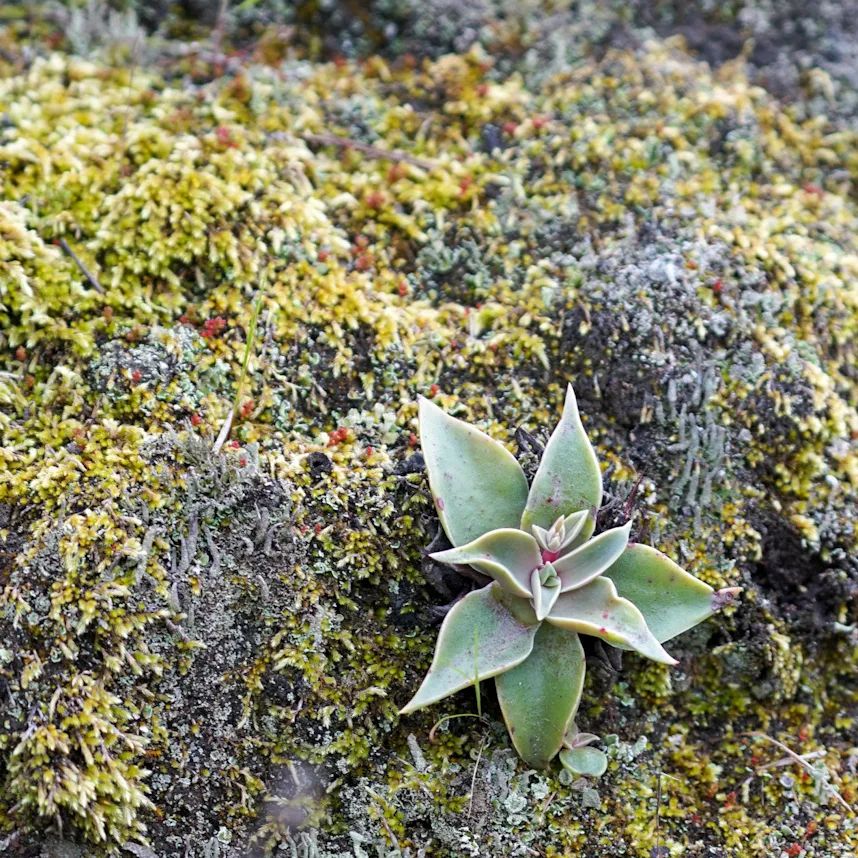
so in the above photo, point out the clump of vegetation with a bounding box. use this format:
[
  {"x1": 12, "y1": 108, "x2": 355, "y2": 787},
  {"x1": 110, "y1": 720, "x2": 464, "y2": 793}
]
[
  {"x1": 1, "y1": 3, "x2": 856, "y2": 855},
  {"x1": 403, "y1": 385, "x2": 740, "y2": 773}
]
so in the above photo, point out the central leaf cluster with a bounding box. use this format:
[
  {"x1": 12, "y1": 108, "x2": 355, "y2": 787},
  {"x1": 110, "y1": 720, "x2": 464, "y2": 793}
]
[{"x1": 432, "y1": 513, "x2": 644, "y2": 631}]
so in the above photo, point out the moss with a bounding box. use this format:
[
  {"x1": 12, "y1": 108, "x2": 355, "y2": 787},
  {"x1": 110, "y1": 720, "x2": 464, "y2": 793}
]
[{"x1": 1, "y1": 5, "x2": 857, "y2": 856}]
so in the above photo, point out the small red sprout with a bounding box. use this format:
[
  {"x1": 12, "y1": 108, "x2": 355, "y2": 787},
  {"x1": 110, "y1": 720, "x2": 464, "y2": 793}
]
[
  {"x1": 201, "y1": 317, "x2": 227, "y2": 338},
  {"x1": 328, "y1": 427, "x2": 349, "y2": 446}
]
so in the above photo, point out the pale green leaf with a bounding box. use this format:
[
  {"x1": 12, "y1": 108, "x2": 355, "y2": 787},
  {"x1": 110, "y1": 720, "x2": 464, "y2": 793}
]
[
  {"x1": 531, "y1": 508, "x2": 590, "y2": 554},
  {"x1": 553, "y1": 522, "x2": 631, "y2": 592},
  {"x1": 521, "y1": 385, "x2": 602, "y2": 532},
  {"x1": 495, "y1": 624, "x2": 586, "y2": 769},
  {"x1": 563, "y1": 724, "x2": 599, "y2": 748},
  {"x1": 603, "y1": 543, "x2": 740, "y2": 643},
  {"x1": 529, "y1": 566, "x2": 561, "y2": 621},
  {"x1": 568, "y1": 511, "x2": 596, "y2": 551},
  {"x1": 420, "y1": 397, "x2": 528, "y2": 546},
  {"x1": 400, "y1": 584, "x2": 537, "y2": 714},
  {"x1": 560, "y1": 746, "x2": 608, "y2": 778},
  {"x1": 430, "y1": 529, "x2": 540, "y2": 598},
  {"x1": 547, "y1": 577, "x2": 676, "y2": 664}
]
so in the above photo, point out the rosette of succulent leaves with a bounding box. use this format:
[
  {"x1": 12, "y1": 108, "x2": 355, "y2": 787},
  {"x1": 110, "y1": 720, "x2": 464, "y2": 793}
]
[{"x1": 401, "y1": 385, "x2": 740, "y2": 777}]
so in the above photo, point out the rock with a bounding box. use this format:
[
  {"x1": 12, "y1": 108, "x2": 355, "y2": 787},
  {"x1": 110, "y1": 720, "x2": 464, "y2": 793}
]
[{"x1": 0, "y1": 4, "x2": 856, "y2": 856}]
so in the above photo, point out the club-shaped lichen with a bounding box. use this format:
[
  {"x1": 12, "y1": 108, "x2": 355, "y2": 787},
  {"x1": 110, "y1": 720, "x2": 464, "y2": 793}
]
[{"x1": 401, "y1": 385, "x2": 741, "y2": 773}]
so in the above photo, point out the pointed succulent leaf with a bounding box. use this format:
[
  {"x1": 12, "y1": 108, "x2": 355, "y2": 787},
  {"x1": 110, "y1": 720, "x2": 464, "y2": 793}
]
[
  {"x1": 559, "y1": 509, "x2": 592, "y2": 550},
  {"x1": 419, "y1": 397, "x2": 529, "y2": 547},
  {"x1": 494, "y1": 586, "x2": 540, "y2": 626},
  {"x1": 603, "y1": 544, "x2": 741, "y2": 643},
  {"x1": 563, "y1": 724, "x2": 600, "y2": 749},
  {"x1": 560, "y1": 746, "x2": 608, "y2": 778},
  {"x1": 532, "y1": 509, "x2": 591, "y2": 554},
  {"x1": 553, "y1": 522, "x2": 632, "y2": 592},
  {"x1": 430, "y1": 529, "x2": 539, "y2": 598},
  {"x1": 531, "y1": 524, "x2": 551, "y2": 550},
  {"x1": 521, "y1": 385, "x2": 603, "y2": 532},
  {"x1": 547, "y1": 577, "x2": 677, "y2": 664},
  {"x1": 400, "y1": 584, "x2": 537, "y2": 714},
  {"x1": 495, "y1": 624, "x2": 586, "y2": 769},
  {"x1": 570, "y1": 512, "x2": 596, "y2": 549},
  {"x1": 529, "y1": 565, "x2": 561, "y2": 621}
]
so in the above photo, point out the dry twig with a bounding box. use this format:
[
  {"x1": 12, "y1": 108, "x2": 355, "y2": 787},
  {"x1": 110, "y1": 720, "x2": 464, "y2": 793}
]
[
  {"x1": 745, "y1": 731, "x2": 853, "y2": 815},
  {"x1": 301, "y1": 132, "x2": 435, "y2": 170},
  {"x1": 58, "y1": 237, "x2": 104, "y2": 293}
]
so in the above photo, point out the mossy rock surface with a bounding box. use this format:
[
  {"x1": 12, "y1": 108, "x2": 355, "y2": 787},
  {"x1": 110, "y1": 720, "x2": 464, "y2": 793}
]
[{"x1": 1, "y1": 3, "x2": 857, "y2": 856}]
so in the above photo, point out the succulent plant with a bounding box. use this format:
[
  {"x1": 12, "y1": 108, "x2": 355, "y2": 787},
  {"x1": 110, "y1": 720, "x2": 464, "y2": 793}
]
[{"x1": 401, "y1": 385, "x2": 741, "y2": 773}]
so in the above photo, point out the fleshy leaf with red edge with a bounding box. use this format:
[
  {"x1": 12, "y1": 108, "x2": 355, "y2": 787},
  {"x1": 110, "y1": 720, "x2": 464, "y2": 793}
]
[
  {"x1": 547, "y1": 577, "x2": 676, "y2": 665},
  {"x1": 430, "y1": 529, "x2": 540, "y2": 599},
  {"x1": 520, "y1": 385, "x2": 602, "y2": 533},
  {"x1": 419, "y1": 396, "x2": 528, "y2": 547},
  {"x1": 495, "y1": 624, "x2": 586, "y2": 769},
  {"x1": 603, "y1": 543, "x2": 741, "y2": 644},
  {"x1": 400, "y1": 584, "x2": 537, "y2": 714}
]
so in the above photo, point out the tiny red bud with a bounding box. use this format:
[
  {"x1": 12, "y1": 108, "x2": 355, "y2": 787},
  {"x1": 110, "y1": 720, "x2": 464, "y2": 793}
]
[
  {"x1": 201, "y1": 316, "x2": 227, "y2": 338},
  {"x1": 328, "y1": 427, "x2": 349, "y2": 446},
  {"x1": 131, "y1": 369, "x2": 143, "y2": 383},
  {"x1": 190, "y1": 413, "x2": 202, "y2": 426},
  {"x1": 215, "y1": 126, "x2": 236, "y2": 147},
  {"x1": 14, "y1": 346, "x2": 26, "y2": 362},
  {"x1": 428, "y1": 384, "x2": 440, "y2": 398}
]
